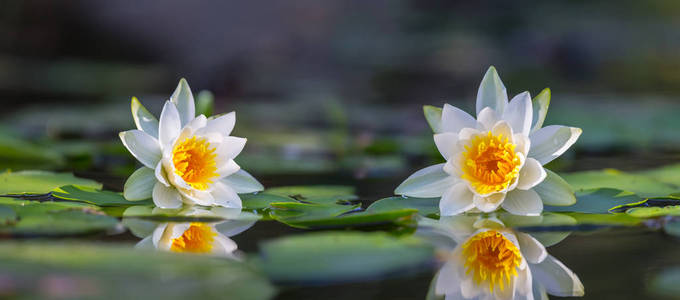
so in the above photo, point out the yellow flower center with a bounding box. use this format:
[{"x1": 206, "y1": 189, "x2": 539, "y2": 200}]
[
  {"x1": 461, "y1": 230, "x2": 522, "y2": 293},
  {"x1": 461, "y1": 132, "x2": 521, "y2": 194},
  {"x1": 170, "y1": 223, "x2": 217, "y2": 253},
  {"x1": 172, "y1": 136, "x2": 219, "y2": 190}
]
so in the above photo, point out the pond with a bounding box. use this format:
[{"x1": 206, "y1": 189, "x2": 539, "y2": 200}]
[{"x1": 2, "y1": 75, "x2": 680, "y2": 300}]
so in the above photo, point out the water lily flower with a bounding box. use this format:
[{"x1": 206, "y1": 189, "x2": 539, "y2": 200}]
[
  {"x1": 124, "y1": 206, "x2": 258, "y2": 257},
  {"x1": 421, "y1": 216, "x2": 584, "y2": 300},
  {"x1": 120, "y1": 79, "x2": 264, "y2": 209},
  {"x1": 395, "y1": 67, "x2": 581, "y2": 216}
]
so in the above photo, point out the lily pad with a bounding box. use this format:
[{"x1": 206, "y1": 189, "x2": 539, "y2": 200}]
[
  {"x1": 562, "y1": 169, "x2": 680, "y2": 198},
  {"x1": 545, "y1": 188, "x2": 644, "y2": 214},
  {"x1": 0, "y1": 241, "x2": 275, "y2": 300},
  {"x1": 257, "y1": 231, "x2": 434, "y2": 284},
  {"x1": 366, "y1": 196, "x2": 439, "y2": 217},
  {"x1": 52, "y1": 185, "x2": 149, "y2": 206},
  {"x1": 268, "y1": 202, "x2": 360, "y2": 228},
  {"x1": 241, "y1": 193, "x2": 296, "y2": 211},
  {"x1": 265, "y1": 185, "x2": 358, "y2": 205},
  {"x1": 0, "y1": 170, "x2": 101, "y2": 195}
]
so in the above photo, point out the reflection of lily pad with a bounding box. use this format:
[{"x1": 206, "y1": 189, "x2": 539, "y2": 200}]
[
  {"x1": 0, "y1": 242, "x2": 275, "y2": 300},
  {"x1": 257, "y1": 232, "x2": 434, "y2": 284},
  {"x1": 0, "y1": 197, "x2": 120, "y2": 236},
  {"x1": 0, "y1": 170, "x2": 101, "y2": 195}
]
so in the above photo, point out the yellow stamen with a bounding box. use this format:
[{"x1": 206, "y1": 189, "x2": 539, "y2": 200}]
[
  {"x1": 461, "y1": 230, "x2": 522, "y2": 293},
  {"x1": 170, "y1": 223, "x2": 217, "y2": 253},
  {"x1": 461, "y1": 132, "x2": 521, "y2": 194},
  {"x1": 172, "y1": 136, "x2": 219, "y2": 190}
]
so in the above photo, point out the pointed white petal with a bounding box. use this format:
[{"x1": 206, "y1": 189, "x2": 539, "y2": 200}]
[
  {"x1": 443, "y1": 155, "x2": 464, "y2": 177},
  {"x1": 123, "y1": 167, "x2": 155, "y2": 201},
  {"x1": 502, "y1": 189, "x2": 543, "y2": 216},
  {"x1": 215, "y1": 218, "x2": 258, "y2": 237},
  {"x1": 220, "y1": 169, "x2": 264, "y2": 193},
  {"x1": 119, "y1": 130, "x2": 161, "y2": 169},
  {"x1": 211, "y1": 234, "x2": 238, "y2": 255},
  {"x1": 533, "y1": 170, "x2": 576, "y2": 206},
  {"x1": 491, "y1": 120, "x2": 514, "y2": 141},
  {"x1": 155, "y1": 161, "x2": 170, "y2": 187},
  {"x1": 178, "y1": 188, "x2": 215, "y2": 206},
  {"x1": 528, "y1": 125, "x2": 582, "y2": 165},
  {"x1": 503, "y1": 92, "x2": 533, "y2": 136},
  {"x1": 394, "y1": 164, "x2": 457, "y2": 198},
  {"x1": 131, "y1": 97, "x2": 159, "y2": 138},
  {"x1": 531, "y1": 88, "x2": 551, "y2": 133},
  {"x1": 530, "y1": 255, "x2": 584, "y2": 297},
  {"x1": 152, "y1": 182, "x2": 183, "y2": 209},
  {"x1": 476, "y1": 107, "x2": 499, "y2": 130},
  {"x1": 440, "y1": 183, "x2": 475, "y2": 216},
  {"x1": 441, "y1": 103, "x2": 477, "y2": 133},
  {"x1": 158, "y1": 101, "x2": 182, "y2": 149},
  {"x1": 170, "y1": 78, "x2": 196, "y2": 127},
  {"x1": 458, "y1": 127, "x2": 481, "y2": 141},
  {"x1": 434, "y1": 132, "x2": 459, "y2": 159},
  {"x1": 473, "y1": 193, "x2": 505, "y2": 212},
  {"x1": 517, "y1": 232, "x2": 548, "y2": 264},
  {"x1": 517, "y1": 158, "x2": 547, "y2": 190},
  {"x1": 216, "y1": 159, "x2": 241, "y2": 178},
  {"x1": 215, "y1": 136, "x2": 247, "y2": 161},
  {"x1": 211, "y1": 182, "x2": 243, "y2": 208},
  {"x1": 514, "y1": 133, "x2": 531, "y2": 155},
  {"x1": 476, "y1": 66, "x2": 508, "y2": 115},
  {"x1": 204, "y1": 112, "x2": 236, "y2": 136},
  {"x1": 435, "y1": 262, "x2": 463, "y2": 295},
  {"x1": 186, "y1": 114, "x2": 207, "y2": 131}
]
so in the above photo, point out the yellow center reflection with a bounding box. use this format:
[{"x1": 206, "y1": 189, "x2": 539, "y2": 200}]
[
  {"x1": 170, "y1": 223, "x2": 217, "y2": 253},
  {"x1": 461, "y1": 230, "x2": 521, "y2": 292},
  {"x1": 461, "y1": 132, "x2": 520, "y2": 194},
  {"x1": 172, "y1": 136, "x2": 219, "y2": 190}
]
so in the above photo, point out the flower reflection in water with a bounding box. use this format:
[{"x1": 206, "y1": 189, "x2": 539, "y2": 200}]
[
  {"x1": 122, "y1": 206, "x2": 259, "y2": 258},
  {"x1": 419, "y1": 214, "x2": 584, "y2": 300}
]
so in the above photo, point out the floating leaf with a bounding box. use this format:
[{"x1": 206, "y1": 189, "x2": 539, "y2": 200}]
[
  {"x1": 0, "y1": 170, "x2": 101, "y2": 195},
  {"x1": 0, "y1": 242, "x2": 275, "y2": 300},
  {"x1": 52, "y1": 185, "x2": 148, "y2": 206},
  {"x1": 626, "y1": 205, "x2": 680, "y2": 218},
  {"x1": 269, "y1": 202, "x2": 360, "y2": 228},
  {"x1": 545, "y1": 188, "x2": 643, "y2": 214},
  {"x1": 366, "y1": 196, "x2": 439, "y2": 217},
  {"x1": 241, "y1": 193, "x2": 296, "y2": 211},
  {"x1": 562, "y1": 169, "x2": 680, "y2": 198},
  {"x1": 0, "y1": 197, "x2": 119, "y2": 236},
  {"x1": 265, "y1": 185, "x2": 358, "y2": 205},
  {"x1": 257, "y1": 232, "x2": 434, "y2": 283}
]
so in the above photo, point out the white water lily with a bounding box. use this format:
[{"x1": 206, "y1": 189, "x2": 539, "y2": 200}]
[
  {"x1": 395, "y1": 67, "x2": 581, "y2": 216},
  {"x1": 125, "y1": 206, "x2": 258, "y2": 257},
  {"x1": 421, "y1": 216, "x2": 583, "y2": 300},
  {"x1": 120, "y1": 79, "x2": 264, "y2": 209}
]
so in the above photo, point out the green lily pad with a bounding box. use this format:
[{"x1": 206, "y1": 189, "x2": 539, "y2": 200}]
[
  {"x1": 257, "y1": 231, "x2": 434, "y2": 283},
  {"x1": 562, "y1": 169, "x2": 680, "y2": 198},
  {"x1": 241, "y1": 193, "x2": 296, "y2": 211},
  {"x1": 545, "y1": 188, "x2": 644, "y2": 214},
  {"x1": 52, "y1": 185, "x2": 149, "y2": 206},
  {"x1": 366, "y1": 196, "x2": 439, "y2": 217},
  {"x1": 265, "y1": 185, "x2": 358, "y2": 205},
  {"x1": 0, "y1": 241, "x2": 275, "y2": 300},
  {"x1": 0, "y1": 170, "x2": 101, "y2": 195},
  {"x1": 0, "y1": 197, "x2": 119, "y2": 236},
  {"x1": 269, "y1": 202, "x2": 360, "y2": 228},
  {"x1": 564, "y1": 212, "x2": 642, "y2": 227}
]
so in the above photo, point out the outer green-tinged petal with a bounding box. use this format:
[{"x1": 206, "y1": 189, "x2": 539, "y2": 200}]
[
  {"x1": 123, "y1": 167, "x2": 155, "y2": 200},
  {"x1": 158, "y1": 101, "x2": 182, "y2": 149},
  {"x1": 475, "y1": 66, "x2": 508, "y2": 115},
  {"x1": 152, "y1": 182, "x2": 182, "y2": 209},
  {"x1": 131, "y1": 97, "x2": 159, "y2": 138},
  {"x1": 170, "y1": 78, "x2": 196, "y2": 127},
  {"x1": 221, "y1": 169, "x2": 264, "y2": 193},
  {"x1": 533, "y1": 169, "x2": 576, "y2": 206},
  {"x1": 440, "y1": 104, "x2": 476, "y2": 133},
  {"x1": 531, "y1": 88, "x2": 551, "y2": 132},
  {"x1": 502, "y1": 189, "x2": 543, "y2": 216},
  {"x1": 528, "y1": 125, "x2": 582, "y2": 165},
  {"x1": 530, "y1": 255, "x2": 585, "y2": 297},
  {"x1": 119, "y1": 130, "x2": 161, "y2": 169},
  {"x1": 395, "y1": 164, "x2": 457, "y2": 198},
  {"x1": 423, "y1": 105, "x2": 443, "y2": 133},
  {"x1": 502, "y1": 91, "x2": 533, "y2": 136}
]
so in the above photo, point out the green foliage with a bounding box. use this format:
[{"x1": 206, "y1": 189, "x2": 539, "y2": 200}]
[
  {"x1": 366, "y1": 196, "x2": 439, "y2": 217},
  {"x1": 562, "y1": 169, "x2": 680, "y2": 197},
  {"x1": 52, "y1": 185, "x2": 149, "y2": 206},
  {"x1": 0, "y1": 170, "x2": 101, "y2": 195}
]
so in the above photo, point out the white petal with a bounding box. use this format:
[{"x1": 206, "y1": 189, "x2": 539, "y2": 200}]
[
  {"x1": 533, "y1": 170, "x2": 576, "y2": 206},
  {"x1": 435, "y1": 262, "x2": 463, "y2": 296},
  {"x1": 458, "y1": 127, "x2": 481, "y2": 141},
  {"x1": 178, "y1": 188, "x2": 215, "y2": 206},
  {"x1": 434, "y1": 132, "x2": 459, "y2": 159},
  {"x1": 443, "y1": 155, "x2": 464, "y2": 177},
  {"x1": 394, "y1": 164, "x2": 457, "y2": 198},
  {"x1": 473, "y1": 193, "x2": 505, "y2": 212},
  {"x1": 215, "y1": 136, "x2": 247, "y2": 162},
  {"x1": 130, "y1": 97, "x2": 159, "y2": 138},
  {"x1": 216, "y1": 159, "x2": 241, "y2": 178},
  {"x1": 517, "y1": 232, "x2": 547, "y2": 264},
  {"x1": 491, "y1": 120, "x2": 514, "y2": 141},
  {"x1": 517, "y1": 158, "x2": 547, "y2": 190},
  {"x1": 211, "y1": 234, "x2": 238, "y2": 255},
  {"x1": 155, "y1": 161, "x2": 170, "y2": 187},
  {"x1": 528, "y1": 126, "x2": 582, "y2": 165},
  {"x1": 475, "y1": 66, "x2": 508, "y2": 115},
  {"x1": 170, "y1": 78, "x2": 196, "y2": 127},
  {"x1": 502, "y1": 189, "x2": 543, "y2": 216},
  {"x1": 123, "y1": 167, "x2": 155, "y2": 201},
  {"x1": 119, "y1": 130, "x2": 161, "y2": 169},
  {"x1": 186, "y1": 114, "x2": 207, "y2": 130},
  {"x1": 215, "y1": 218, "x2": 258, "y2": 237},
  {"x1": 211, "y1": 182, "x2": 243, "y2": 208},
  {"x1": 158, "y1": 101, "x2": 182, "y2": 149},
  {"x1": 476, "y1": 107, "x2": 499, "y2": 131},
  {"x1": 220, "y1": 169, "x2": 264, "y2": 193},
  {"x1": 152, "y1": 182, "x2": 183, "y2": 209},
  {"x1": 530, "y1": 255, "x2": 584, "y2": 297},
  {"x1": 515, "y1": 263, "x2": 534, "y2": 299},
  {"x1": 502, "y1": 92, "x2": 533, "y2": 136},
  {"x1": 441, "y1": 103, "x2": 477, "y2": 133},
  {"x1": 531, "y1": 88, "x2": 551, "y2": 133},
  {"x1": 513, "y1": 133, "x2": 531, "y2": 155},
  {"x1": 439, "y1": 183, "x2": 475, "y2": 216},
  {"x1": 204, "y1": 112, "x2": 236, "y2": 136}
]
